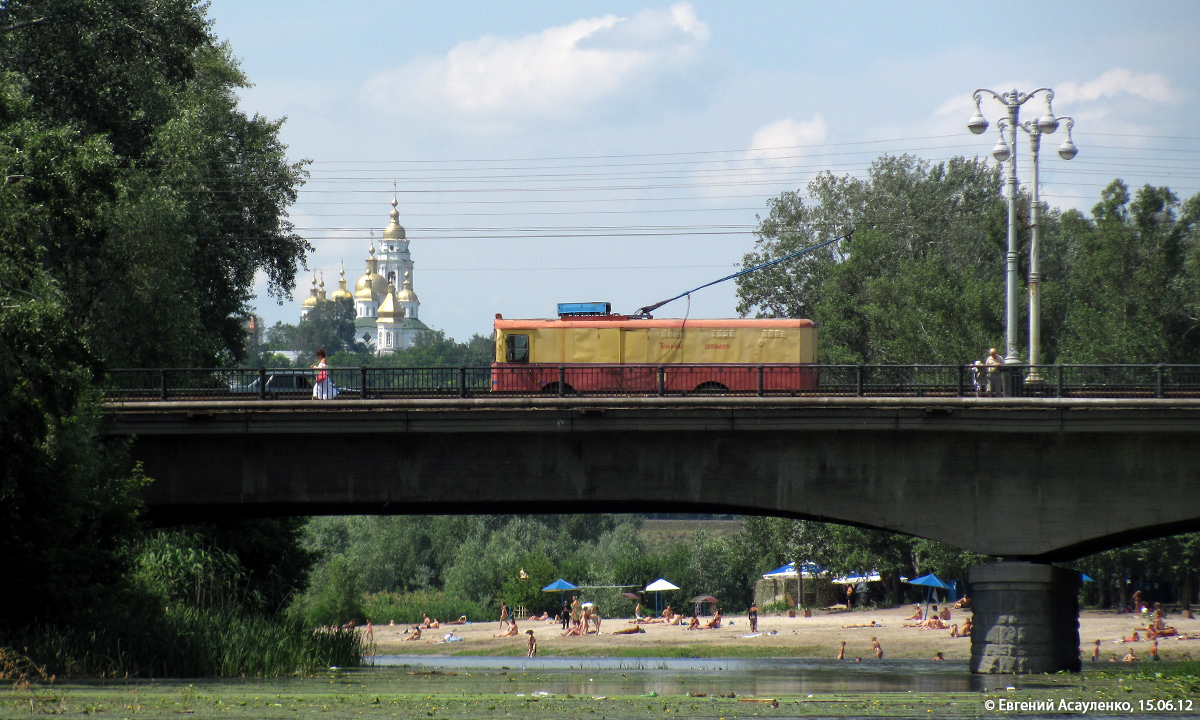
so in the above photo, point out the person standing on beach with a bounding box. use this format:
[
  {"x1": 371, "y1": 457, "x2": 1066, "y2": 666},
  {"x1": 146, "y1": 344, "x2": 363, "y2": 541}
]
[
  {"x1": 837, "y1": 641, "x2": 846, "y2": 660},
  {"x1": 499, "y1": 601, "x2": 509, "y2": 630},
  {"x1": 526, "y1": 629, "x2": 537, "y2": 657},
  {"x1": 845, "y1": 584, "x2": 855, "y2": 611},
  {"x1": 748, "y1": 604, "x2": 758, "y2": 633},
  {"x1": 872, "y1": 636, "x2": 883, "y2": 659}
]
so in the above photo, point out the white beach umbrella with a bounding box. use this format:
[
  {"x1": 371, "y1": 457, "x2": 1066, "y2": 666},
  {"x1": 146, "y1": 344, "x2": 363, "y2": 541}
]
[{"x1": 645, "y1": 578, "x2": 680, "y2": 615}]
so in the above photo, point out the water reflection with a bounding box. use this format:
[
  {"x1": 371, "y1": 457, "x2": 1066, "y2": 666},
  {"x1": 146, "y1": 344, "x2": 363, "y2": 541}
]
[{"x1": 372, "y1": 656, "x2": 1009, "y2": 695}]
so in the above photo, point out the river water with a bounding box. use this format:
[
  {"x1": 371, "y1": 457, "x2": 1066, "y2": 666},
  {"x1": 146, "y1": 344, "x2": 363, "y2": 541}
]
[
  {"x1": 361, "y1": 655, "x2": 1174, "y2": 719},
  {"x1": 374, "y1": 654, "x2": 1011, "y2": 695}
]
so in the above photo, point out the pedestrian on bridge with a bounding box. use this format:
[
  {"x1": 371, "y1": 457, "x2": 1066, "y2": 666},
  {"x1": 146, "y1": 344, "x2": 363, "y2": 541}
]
[
  {"x1": 312, "y1": 349, "x2": 338, "y2": 399},
  {"x1": 985, "y1": 348, "x2": 1004, "y2": 396}
]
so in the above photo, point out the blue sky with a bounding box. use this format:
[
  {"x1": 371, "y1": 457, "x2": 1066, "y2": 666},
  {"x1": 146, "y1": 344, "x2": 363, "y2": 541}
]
[{"x1": 208, "y1": 1, "x2": 1200, "y2": 342}]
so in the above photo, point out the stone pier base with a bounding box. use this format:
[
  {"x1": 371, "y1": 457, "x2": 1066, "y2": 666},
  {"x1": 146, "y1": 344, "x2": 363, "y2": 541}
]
[{"x1": 969, "y1": 561, "x2": 1081, "y2": 674}]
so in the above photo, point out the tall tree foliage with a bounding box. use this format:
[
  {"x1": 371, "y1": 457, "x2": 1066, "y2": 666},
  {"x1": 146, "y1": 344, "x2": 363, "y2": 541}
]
[
  {"x1": 1, "y1": 1, "x2": 312, "y2": 640},
  {"x1": 737, "y1": 155, "x2": 1035, "y2": 363},
  {"x1": 0, "y1": 73, "x2": 147, "y2": 623},
  {"x1": 1058, "y1": 181, "x2": 1200, "y2": 363},
  {"x1": 1, "y1": 0, "x2": 309, "y2": 367}
]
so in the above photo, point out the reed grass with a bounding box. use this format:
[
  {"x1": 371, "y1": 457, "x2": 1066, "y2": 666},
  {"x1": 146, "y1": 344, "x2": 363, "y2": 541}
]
[{"x1": 1, "y1": 606, "x2": 364, "y2": 678}]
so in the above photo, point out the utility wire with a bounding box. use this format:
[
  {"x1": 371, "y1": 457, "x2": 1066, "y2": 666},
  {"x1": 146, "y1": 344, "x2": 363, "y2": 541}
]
[{"x1": 635, "y1": 233, "x2": 849, "y2": 316}]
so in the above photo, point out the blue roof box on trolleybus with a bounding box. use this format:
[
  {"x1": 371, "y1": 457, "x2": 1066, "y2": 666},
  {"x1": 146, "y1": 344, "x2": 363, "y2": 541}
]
[{"x1": 557, "y1": 301, "x2": 611, "y2": 317}]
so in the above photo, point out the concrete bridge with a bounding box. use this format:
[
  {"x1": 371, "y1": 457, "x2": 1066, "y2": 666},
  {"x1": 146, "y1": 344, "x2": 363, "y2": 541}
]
[{"x1": 107, "y1": 395, "x2": 1200, "y2": 673}]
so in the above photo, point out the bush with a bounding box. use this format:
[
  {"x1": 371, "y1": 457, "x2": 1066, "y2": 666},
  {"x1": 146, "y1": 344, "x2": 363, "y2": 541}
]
[
  {"x1": 2, "y1": 607, "x2": 363, "y2": 677},
  {"x1": 290, "y1": 556, "x2": 364, "y2": 627},
  {"x1": 361, "y1": 590, "x2": 487, "y2": 626}
]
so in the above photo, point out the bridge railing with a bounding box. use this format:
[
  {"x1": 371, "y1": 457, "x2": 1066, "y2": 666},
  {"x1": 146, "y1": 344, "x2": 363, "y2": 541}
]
[{"x1": 101, "y1": 364, "x2": 1200, "y2": 401}]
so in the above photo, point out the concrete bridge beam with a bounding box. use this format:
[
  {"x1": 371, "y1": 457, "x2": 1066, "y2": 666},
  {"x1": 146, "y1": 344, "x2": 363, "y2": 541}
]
[{"x1": 108, "y1": 397, "x2": 1200, "y2": 561}]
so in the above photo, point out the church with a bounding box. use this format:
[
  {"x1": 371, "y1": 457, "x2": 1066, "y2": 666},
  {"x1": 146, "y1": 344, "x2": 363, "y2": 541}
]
[{"x1": 299, "y1": 196, "x2": 430, "y2": 354}]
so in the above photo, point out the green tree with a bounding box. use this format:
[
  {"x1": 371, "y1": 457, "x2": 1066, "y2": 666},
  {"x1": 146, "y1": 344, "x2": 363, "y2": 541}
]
[
  {"x1": 1, "y1": 2, "x2": 316, "y2": 666},
  {"x1": 1, "y1": 0, "x2": 310, "y2": 367},
  {"x1": 499, "y1": 553, "x2": 558, "y2": 614},
  {"x1": 376, "y1": 330, "x2": 495, "y2": 367},
  {"x1": 290, "y1": 555, "x2": 364, "y2": 627},
  {"x1": 1058, "y1": 181, "x2": 1200, "y2": 363},
  {"x1": 0, "y1": 69, "x2": 149, "y2": 626},
  {"x1": 737, "y1": 155, "x2": 1033, "y2": 364},
  {"x1": 289, "y1": 298, "x2": 369, "y2": 361}
]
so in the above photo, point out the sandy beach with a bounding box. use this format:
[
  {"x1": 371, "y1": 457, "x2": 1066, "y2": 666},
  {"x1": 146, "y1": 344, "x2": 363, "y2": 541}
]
[{"x1": 370, "y1": 605, "x2": 1200, "y2": 661}]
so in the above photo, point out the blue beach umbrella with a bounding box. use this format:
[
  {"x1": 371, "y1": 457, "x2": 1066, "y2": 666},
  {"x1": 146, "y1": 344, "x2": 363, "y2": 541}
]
[
  {"x1": 908, "y1": 573, "x2": 952, "y2": 590},
  {"x1": 906, "y1": 573, "x2": 952, "y2": 617},
  {"x1": 542, "y1": 578, "x2": 578, "y2": 606}
]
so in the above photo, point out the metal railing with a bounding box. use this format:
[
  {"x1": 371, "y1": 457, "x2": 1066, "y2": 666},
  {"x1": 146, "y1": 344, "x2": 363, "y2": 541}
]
[{"x1": 100, "y1": 364, "x2": 1200, "y2": 402}]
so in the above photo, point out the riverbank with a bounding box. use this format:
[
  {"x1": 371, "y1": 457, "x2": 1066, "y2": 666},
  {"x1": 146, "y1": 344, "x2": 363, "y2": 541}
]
[{"x1": 370, "y1": 605, "x2": 1200, "y2": 661}]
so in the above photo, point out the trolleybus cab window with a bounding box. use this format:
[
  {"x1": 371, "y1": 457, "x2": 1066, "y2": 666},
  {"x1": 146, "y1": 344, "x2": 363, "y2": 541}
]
[{"x1": 505, "y1": 334, "x2": 530, "y2": 363}]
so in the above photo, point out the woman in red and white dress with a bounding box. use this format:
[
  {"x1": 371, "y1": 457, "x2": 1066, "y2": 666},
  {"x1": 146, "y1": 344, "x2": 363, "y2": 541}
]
[{"x1": 312, "y1": 348, "x2": 338, "y2": 399}]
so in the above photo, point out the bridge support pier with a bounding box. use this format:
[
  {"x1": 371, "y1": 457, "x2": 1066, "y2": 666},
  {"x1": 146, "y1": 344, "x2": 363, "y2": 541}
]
[{"x1": 969, "y1": 561, "x2": 1081, "y2": 674}]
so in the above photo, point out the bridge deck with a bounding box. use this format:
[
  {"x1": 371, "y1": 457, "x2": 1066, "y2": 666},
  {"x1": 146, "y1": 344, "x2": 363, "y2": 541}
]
[{"x1": 106, "y1": 397, "x2": 1200, "y2": 560}]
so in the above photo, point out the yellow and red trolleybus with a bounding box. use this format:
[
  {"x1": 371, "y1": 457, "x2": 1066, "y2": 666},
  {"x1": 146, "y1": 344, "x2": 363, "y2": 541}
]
[{"x1": 492, "y1": 305, "x2": 817, "y2": 394}]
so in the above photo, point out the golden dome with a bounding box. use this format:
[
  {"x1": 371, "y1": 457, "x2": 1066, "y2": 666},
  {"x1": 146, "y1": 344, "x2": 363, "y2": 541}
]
[
  {"x1": 376, "y1": 282, "x2": 405, "y2": 323},
  {"x1": 396, "y1": 269, "x2": 418, "y2": 304},
  {"x1": 354, "y1": 272, "x2": 386, "y2": 301},
  {"x1": 331, "y1": 263, "x2": 354, "y2": 301},
  {"x1": 318, "y1": 272, "x2": 328, "y2": 301},
  {"x1": 382, "y1": 196, "x2": 406, "y2": 241},
  {"x1": 354, "y1": 253, "x2": 387, "y2": 302},
  {"x1": 300, "y1": 274, "x2": 319, "y2": 308}
]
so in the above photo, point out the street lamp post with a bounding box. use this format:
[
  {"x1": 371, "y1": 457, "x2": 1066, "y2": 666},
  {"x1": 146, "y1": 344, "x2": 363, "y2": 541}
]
[{"x1": 968, "y1": 88, "x2": 1077, "y2": 375}]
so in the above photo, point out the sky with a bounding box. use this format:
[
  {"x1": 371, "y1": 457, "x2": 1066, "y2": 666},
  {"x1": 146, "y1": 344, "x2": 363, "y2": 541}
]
[{"x1": 206, "y1": 1, "x2": 1200, "y2": 342}]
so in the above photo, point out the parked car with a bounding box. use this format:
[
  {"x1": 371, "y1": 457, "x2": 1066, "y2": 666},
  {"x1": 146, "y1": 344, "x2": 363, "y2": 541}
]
[
  {"x1": 230, "y1": 370, "x2": 358, "y2": 399},
  {"x1": 230, "y1": 371, "x2": 312, "y2": 399}
]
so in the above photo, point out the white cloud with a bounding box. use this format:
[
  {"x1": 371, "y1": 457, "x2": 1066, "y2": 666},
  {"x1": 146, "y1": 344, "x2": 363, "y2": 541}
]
[
  {"x1": 746, "y1": 117, "x2": 827, "y2": 164},
  {"x1": 1057, "y1": 68, "x2": 1181, "y2": 105},
  {"x1": 365, "y1": 3, "x2": 709, "y2": 128},
  {"x1": 933, "y1": 95, "x2": 976, "y2": 119},
  {"x1": 681, "y1": 116, "x2": 828, "y2": 201}
]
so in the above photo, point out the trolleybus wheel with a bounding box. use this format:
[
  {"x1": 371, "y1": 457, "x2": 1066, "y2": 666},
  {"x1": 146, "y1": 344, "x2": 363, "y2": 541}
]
[
  {"x1": 541, "y1": 382, "x2": 577, "y2": 396},
  {"x1": 692, "y1": 381, "x2": 729, "y2": 394}
]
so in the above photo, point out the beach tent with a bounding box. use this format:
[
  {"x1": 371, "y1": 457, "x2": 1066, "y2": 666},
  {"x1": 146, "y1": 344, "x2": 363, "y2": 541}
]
[
  {"x1": 761, "y1": 561, "x2": 823, "y2": 579},
  {"x1": 762, "y1": 561, "x2": 823, "y2": 611},
  {"x1": 542, "y1": 578, "x2": 578, "y2": 606},
  {"x1": 762, "y1": 561, "x2": 797, "y2": 579},
  {"x1": 645, "y1": 578, "x2": 680, "y2": 615},
  {"x1": 830, "y1": 572, "x2": 882, "y2": 584}
]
